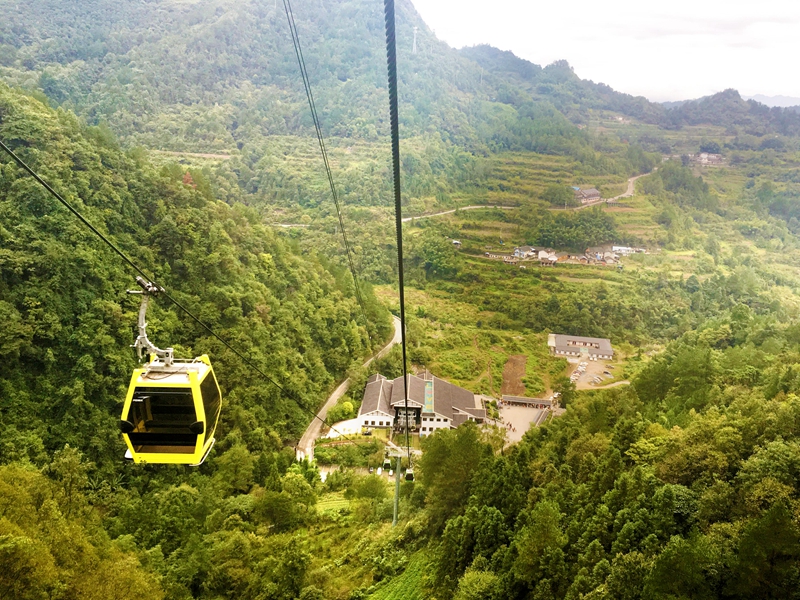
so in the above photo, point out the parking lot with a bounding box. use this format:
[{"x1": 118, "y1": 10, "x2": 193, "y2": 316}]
[{"x1": 568, "y1": 358, "x2": 616, "y2": 390}]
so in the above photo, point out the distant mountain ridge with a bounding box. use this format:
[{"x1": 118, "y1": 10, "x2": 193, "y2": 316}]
[
  {"x1": 458, "y1": 45, "x2": 800, "y2": 136},
  {"x1": 2, "y1": 0, "x2": 800, "y2": 151},
  {"x1": 664, "y1": 94, "x2": 800, "y2": 110}
]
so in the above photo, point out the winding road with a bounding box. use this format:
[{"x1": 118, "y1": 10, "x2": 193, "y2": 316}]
[
  {"x1": 296, "y1": 316, "x2": 402, "y2": 461},
  {"x1": 400, "y1": 170, "x2": 654, "y2": 221},
  {"x1": 568, "y1": 170, "x2": 654, "y2": 211},
  {"x1": 402, "y1": 205, "x2": 518, "y2": 222}
]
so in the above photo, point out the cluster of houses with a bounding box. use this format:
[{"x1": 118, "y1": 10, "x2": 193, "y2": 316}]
[
  {"x1": 483, "y1": 244, "x2": 646, "y2": 267},
  {"x1": 663, "y1": 153, "x2": 724, "y2": 166},
  {"x1": 352, "y1": 333, "x2": 616, "y2": 441},
  {"x1": 692, "y1": 153, "x2": 724, "y2": 165},
  {"x1": 572, "y1": 186, "x2": 602, "y2": 204}
]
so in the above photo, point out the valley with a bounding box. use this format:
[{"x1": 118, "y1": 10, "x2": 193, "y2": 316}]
[{"x1": 4, "y1": 0, "x2": 800, "y2": 598}]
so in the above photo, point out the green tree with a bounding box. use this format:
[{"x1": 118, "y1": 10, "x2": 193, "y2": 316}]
[
  {"x1": 419, "y1": 424, "x2": 491, "y2": 532},
  {"x1": 542, "y1": 184, "x2": 577, "y2": 208}
]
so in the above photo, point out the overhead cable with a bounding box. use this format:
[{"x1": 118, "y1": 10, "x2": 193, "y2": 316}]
[
  {"x1": 382, "y1": 0, "x2": 412, "y2": 463},
  {"x1": 281, "y1": 0, "x2": 374, "y2": 353}
]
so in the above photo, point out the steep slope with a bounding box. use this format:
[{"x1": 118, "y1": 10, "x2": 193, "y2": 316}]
[{"x1": 0, "y1": 83, "x2": 390, "y2": 469}]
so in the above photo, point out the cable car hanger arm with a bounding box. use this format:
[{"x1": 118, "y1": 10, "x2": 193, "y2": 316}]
[{"x1": 127, "y1": 276, "x2": 174, "y2": 366}]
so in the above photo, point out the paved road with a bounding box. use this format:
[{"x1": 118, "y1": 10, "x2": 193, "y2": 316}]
[
  {"x1": 402, "y1": 205, "x2": 518, "y2": 222},
  {"x1": 607, "y1": 170, "x2": 654, "y2": 202},
  {"x1": 296, "y1": 316, "x2": 402, "y2": 461}
]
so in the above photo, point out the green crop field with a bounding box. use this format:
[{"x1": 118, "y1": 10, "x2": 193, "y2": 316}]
[
  {"x1": 317, "y1": 492, "x2": 351, "y2": 515},
  {"x1": 368, "y1": 553, "x2": 428, "y2": 600}
]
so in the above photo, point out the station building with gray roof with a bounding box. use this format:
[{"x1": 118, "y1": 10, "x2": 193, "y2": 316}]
[
  {"x1": 548, "y1": 333, "x2": 614, "y2": 360},
  {"x1": 358, "y1": 372, "x2": 486, "y2": 436}
]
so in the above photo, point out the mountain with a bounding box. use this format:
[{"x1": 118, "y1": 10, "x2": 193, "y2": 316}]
[
  {"x1": 458, "y1": 45, "x2": 666, "y2": 125},
  {"x1": 8, "y1": 3, "x2": 800, "y2": 599},
  {"x1": 4, "y1": 0, "x2": 800, "y2": 159}
]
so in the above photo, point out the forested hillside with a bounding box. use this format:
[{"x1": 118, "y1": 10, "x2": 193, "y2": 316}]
[
  {"x1": 0, "y1": 0, "x2": 672, "y2": 210},
  {"x1": 0, "y1": 84, "x2": 394, "y2": 597}
]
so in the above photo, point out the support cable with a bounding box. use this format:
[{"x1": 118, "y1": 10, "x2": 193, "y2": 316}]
[
  {"x1": 282, "y1": 0, "x2": 374, "y2": 354},
  {"x1": 0, "y1": 138, "x2": 349, "y2": 440},
  {"x1": 382, "y1": 0, "x2": 412, "y2": 464}
]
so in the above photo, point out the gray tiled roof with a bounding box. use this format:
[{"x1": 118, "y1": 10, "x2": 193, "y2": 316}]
[
  {"x1": 390, "y1": 375, "x2": 426, "y2": 407},
  {"x1": 360, "y1": 372, "x2": 485, "y2": 422},
  {"x1": 502, "y1": 395, "x2": 553, "y2": 406},
  {"x1": 549, "y1": 334, "x2": 614, "y2": 356},
  {"x1": 433, "y1": 377, "x2": 484, "y2": 421},
  {"x1": 361, "y1": 374, "x2": 393, "y2": 415}
]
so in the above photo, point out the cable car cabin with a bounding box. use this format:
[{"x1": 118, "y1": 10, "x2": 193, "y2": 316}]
[
  {"x1": 405, "y1": 468, "x2": 415, "y2": 482},
  {"x1": 119, "y1": 355, "x2": 221, "y2": 465}
]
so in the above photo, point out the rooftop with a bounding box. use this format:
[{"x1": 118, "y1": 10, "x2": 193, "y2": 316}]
[
  {"x1": 547, "y1": 333, "x2": 614, "y2": 355},
  {"x1": 361, "y1": 373, "x2": 485, "y2": 421}
]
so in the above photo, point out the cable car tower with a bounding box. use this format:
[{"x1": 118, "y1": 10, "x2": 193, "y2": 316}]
[{"x1": 119, "y1": 277, "x2": 222, "y2": 466}]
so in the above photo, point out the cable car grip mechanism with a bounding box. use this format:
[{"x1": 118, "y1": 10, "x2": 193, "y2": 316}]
[{"x1": 127, "y1": 276, "x2": 174, "y2": 366}]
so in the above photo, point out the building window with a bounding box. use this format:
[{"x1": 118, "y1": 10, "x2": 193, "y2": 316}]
[
  {"x1": 436, "y1": 418, "x2": 441, "y2": 422},
  {"x1": 371, "y1": 421, "x2": 375, "y2": 425}
]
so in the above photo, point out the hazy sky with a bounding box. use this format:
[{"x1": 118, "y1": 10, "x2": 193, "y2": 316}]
[{"x1": 410, "y1": 0, "x2": 800, "y2": 102}]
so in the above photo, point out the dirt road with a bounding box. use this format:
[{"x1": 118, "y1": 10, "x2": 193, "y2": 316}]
[
  {"x1": 402, "y1": 205, "x2": 517, "y2": 222},
  {"x1": 152, "y1": 150, "x2": 232, "y2": 160},
  {"x1": 566, "y1": 169, "x2": 656, "y2": 211},
  {"x1": 501, "y1": 355, "x2": 527, "y2": 396},
  {"x1": 296, "y1": 316, "x2": 402, "y2": 461}
]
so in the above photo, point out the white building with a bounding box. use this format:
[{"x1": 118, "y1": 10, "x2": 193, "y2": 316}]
[
  {"x1": 514, "y1": 245, "x2": 536, "y2": 258},
  {"x1": 358, "y1": 374, "x2": 395, "y2": 429}
]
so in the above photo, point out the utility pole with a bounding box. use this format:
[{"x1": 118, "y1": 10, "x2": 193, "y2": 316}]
[
  {"x1": 393, "y1": 455, "x2": 401, "y2": 526},
  {"x1": 412, "y1": 26, "x2": 418, "y2": 55}
]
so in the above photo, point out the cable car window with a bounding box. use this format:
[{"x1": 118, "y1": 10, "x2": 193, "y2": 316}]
[
  {"x1": 126, "y1": 387, "x2": 197, "y2": 452},
  {"x1": 200, "y1": 372, "x2": 221, "y2": 429}
]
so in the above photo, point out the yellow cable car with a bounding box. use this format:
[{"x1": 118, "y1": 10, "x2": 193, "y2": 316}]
[
  {"x1": 119, "y1": 277, "x2": 222, "y2": 465},
  {"x1": 120, "y1": 355, "x2": 221, "y2": 465}
]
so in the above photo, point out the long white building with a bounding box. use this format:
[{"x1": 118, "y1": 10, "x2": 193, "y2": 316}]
[{"x1": 548, "y1": 333, "x2": 614, "y2": 360}]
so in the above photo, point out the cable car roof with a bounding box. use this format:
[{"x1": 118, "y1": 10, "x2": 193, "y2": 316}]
[{"x1": 135, "y1": 357, "x2": 213, "y2": 386}]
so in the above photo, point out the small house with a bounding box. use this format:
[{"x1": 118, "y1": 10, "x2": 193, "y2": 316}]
[{"x1": 514, "y1": 245, "x2": 536, "y2": 259}]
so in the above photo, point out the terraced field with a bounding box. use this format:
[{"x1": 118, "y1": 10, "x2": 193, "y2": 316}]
[
  {"x1": 484, "y1": 152, "x2": 631, "y2": 205},
  {"x1": 317, "y1": 492, "x2": 351, "y2": 515}
]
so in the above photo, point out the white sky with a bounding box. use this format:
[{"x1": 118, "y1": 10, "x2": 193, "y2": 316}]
[{"x1": 410, "y1": 0, "x2": 800, "y2": 102}]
